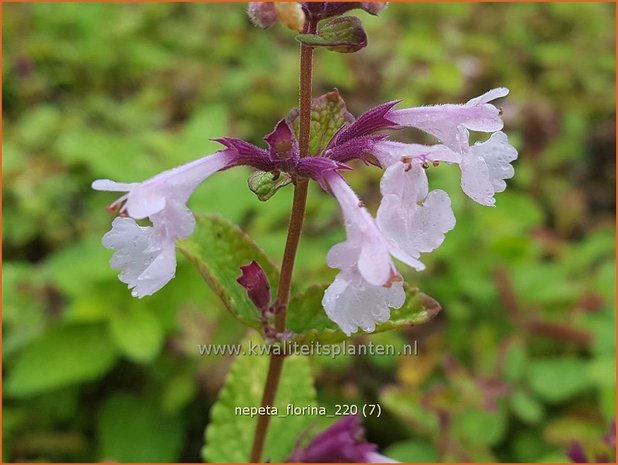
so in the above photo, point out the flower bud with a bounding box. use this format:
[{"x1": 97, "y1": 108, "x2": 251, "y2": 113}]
[
  {"x1": 247, "y1": 2, "x2": 278, "y2": 29},
  {"x1": 237, "y1": 261, "x2": 271, "y2": 311},
  {"x1": 275, "y1": 2, "x2": 306, "y2": 32}
]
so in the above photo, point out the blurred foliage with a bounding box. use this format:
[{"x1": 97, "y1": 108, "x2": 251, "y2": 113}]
[{"x1": 2, "y1": 2, "x2": 615, "y2": 462}]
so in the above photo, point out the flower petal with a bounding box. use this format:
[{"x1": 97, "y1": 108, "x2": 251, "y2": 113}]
[
  {"x1": 387, "y1": 88, "x2": 508, "y2": 149},
  {"x1": 460, "y1": 153, "x2": 495, "y2": 206},
  {"x1": 326, "y1": 241, "x2": 360, "y2": 270},
  {"x1": 471, "y1": 131, "x2": 517, "y2": 193},
  {"x1": 358, "y1": 230, "x2": 395, "y2": 286},
  {"x1": 366, "y1": 452, "x2": 400, "y2": 463},
  {"x1": 102, "y1": 217, "x2": 177, "y2": 298},
  {"x1": 322, "y1": 270, "x2": 405, "y2": 336},
  {"x1": 466, "y1": 87, "x2": 509, "y2": 106},
  {"x1": 372, "y1": 141, "x2": 461, "y2": 167},
  {"x1": 377, "y1": 163, "x2": 455, "y2": 260},
  {"x1": 460, "y1": 131, "x2": 517, "y2": 206},
  {"x1": 150, "y1": 199, "x2": 196, "y2": 242},
  {"x1": 94, "y1": 150, "x2": 234, "y2": 219},
  {"x1": 92, "y1": 179, "x2": 139, "y2": 192},
  {"x1": 325, "y1": 171, "x2": 396, "y2": 286},
  {"x1": 131, "y1": 243, "x2": 177, "y2": 298}
]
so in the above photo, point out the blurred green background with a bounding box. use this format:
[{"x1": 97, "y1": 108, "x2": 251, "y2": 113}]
[{"x1": 3, "y1": 2, "x2": 616, "y2": 462}]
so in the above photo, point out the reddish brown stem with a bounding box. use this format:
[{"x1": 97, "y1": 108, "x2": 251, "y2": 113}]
[{"x1": 249, "y1": 18, "x2": 317, "y2": 463}]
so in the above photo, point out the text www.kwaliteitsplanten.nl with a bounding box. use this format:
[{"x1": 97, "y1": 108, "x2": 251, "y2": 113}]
[{"x1": 197, "y1": 340, "x2": 418, "y2": 358}]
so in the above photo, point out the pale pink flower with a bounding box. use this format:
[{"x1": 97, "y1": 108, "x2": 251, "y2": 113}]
[
  {"x1": 322, "y1": 269, "x2": 405, "y2": 336},
  {"x1": 458, "y1": 129, "x2": 518, "y2": 206},
  {"x1": 377, "y1": 161, "x2": 455, "y2": 262},
  {"x1": 322, "y1": 171, "x2": 417, "y2": 335},
  {"x1": 324, "y1": 170, "x2": 423, "y2": 284},
  {"x1": 375, "y1": 88, "x2": 517, "y2": 206},
  {"x1": 93, "y1": 150, "x2": 234, "y2": 297},
  {"x1": 387, "y1": 88, "x2": 509, "y2": 150}
]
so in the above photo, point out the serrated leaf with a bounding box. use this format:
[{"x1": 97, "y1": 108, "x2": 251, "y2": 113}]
[
  {"x1": 287, "y1": 284, "x2": 441, "y2": 344},
  {"x1": 248, "y1": 170, "x2": 292, "y2": 201},
  {"x1": 203, "y1": 339, "x2": 316, "y2": 462},
  {"x1": 286, "y1": 89, "x2": 355, "y2": 156},
  {"x1": 296, "y1": 16, "x2": 368, "y2": 53},
  {"x1": 98, "y1": 392, "x2": 184, "y2": 462},
  {"x1": 5, "y1": 324, "x2": 119, "y2": 398},
  {"x1": 109, "y1": 302, "x2": 164, "y2": 363},
  {"x1": 177, "y1": 214, "x2": 279, "y2": 330}
]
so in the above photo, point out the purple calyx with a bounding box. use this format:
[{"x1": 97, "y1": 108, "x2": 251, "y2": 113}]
[
  {"x1": 214, "y1": 103, "x2": 400, "y2": 190},
  {"x1": 288, "y1": 415, "x2": 379, "y2": 463}
]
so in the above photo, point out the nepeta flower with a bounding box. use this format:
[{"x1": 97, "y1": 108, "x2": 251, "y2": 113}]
[
  {"x1": 93, "y1": 150, "x2": 235, "y2": 297},
  {"x1": 94, "y1": 121, "x2": 341, "y2": 299},
  {"x1": 384, "y1": 88, "x2": 517, "y2": 206},
  {"x1": 289, "y1": 415, "x2": 397, "y2": 463},
  {"x1": 320, "y1": 159, "x2": 455, "y2": 335},
  {"x1": 387, "y1": 88, "x2": 509, "y2": 149},
  {"x1": 322, "y1": 170, "x2": 416, "y2": 336}
]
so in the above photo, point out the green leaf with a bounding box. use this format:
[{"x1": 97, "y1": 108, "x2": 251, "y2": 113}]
[
  {"x1": 15, "y1": 105, "x2": 61, "y2": 150},
  {"x1": 161, "y1": 368, "x2": 198, "y2": 415},
  {"x1": 286, "y1": 89, "x2": 355, "y2": 156},
  {"x1": 98, "y1": 392, "x2": 185, "y2": 462},
  {"x1": 45, "y1": 235, "x2": 113, "y2": 298},
  {"x1": 109, "y1": 302, "x2": 164, "y2": 363},
  {"x1": 203, "y1": 339, "x2": 316, "y2": 462},
  {"x1": 503, "y1": 338, "x2": 528, "y2": 382},
  {"x1": 384, "y1": 439, "x2": 439, "y2": 462},
  {"x1": 177, "y1": 214, "x2": 279, "y2": 330},
  {"x1": 450, "y1": 407, "x2": 507, "y2": 446},
  {"x1": 296, "y1": 16, "x2": 368, "y2": 53},
  {"x1": 528, "y1": 357, "x2": 593, "y2": 403},
  {"x1": 5, "y1": 324, "x2": 119, "y2": 398},
  {"x1": 287, "y1": 284, "x2": 441, "y2": 344},
  {"x1": 248, "y1": 170, "x2": 292, "y2": 201},
  {"x1": 510, "y1": 389, "x2": 544, "y2": 424}
]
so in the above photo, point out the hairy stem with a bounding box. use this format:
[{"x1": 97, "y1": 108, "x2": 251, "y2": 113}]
[{"x1": 249, "y1": 19, "x2": 316, "y2": 463}]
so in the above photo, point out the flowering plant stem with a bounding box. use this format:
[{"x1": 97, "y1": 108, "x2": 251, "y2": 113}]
[{"x1": 249, "y1": 19, "x2": 317, "y2": 463}]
